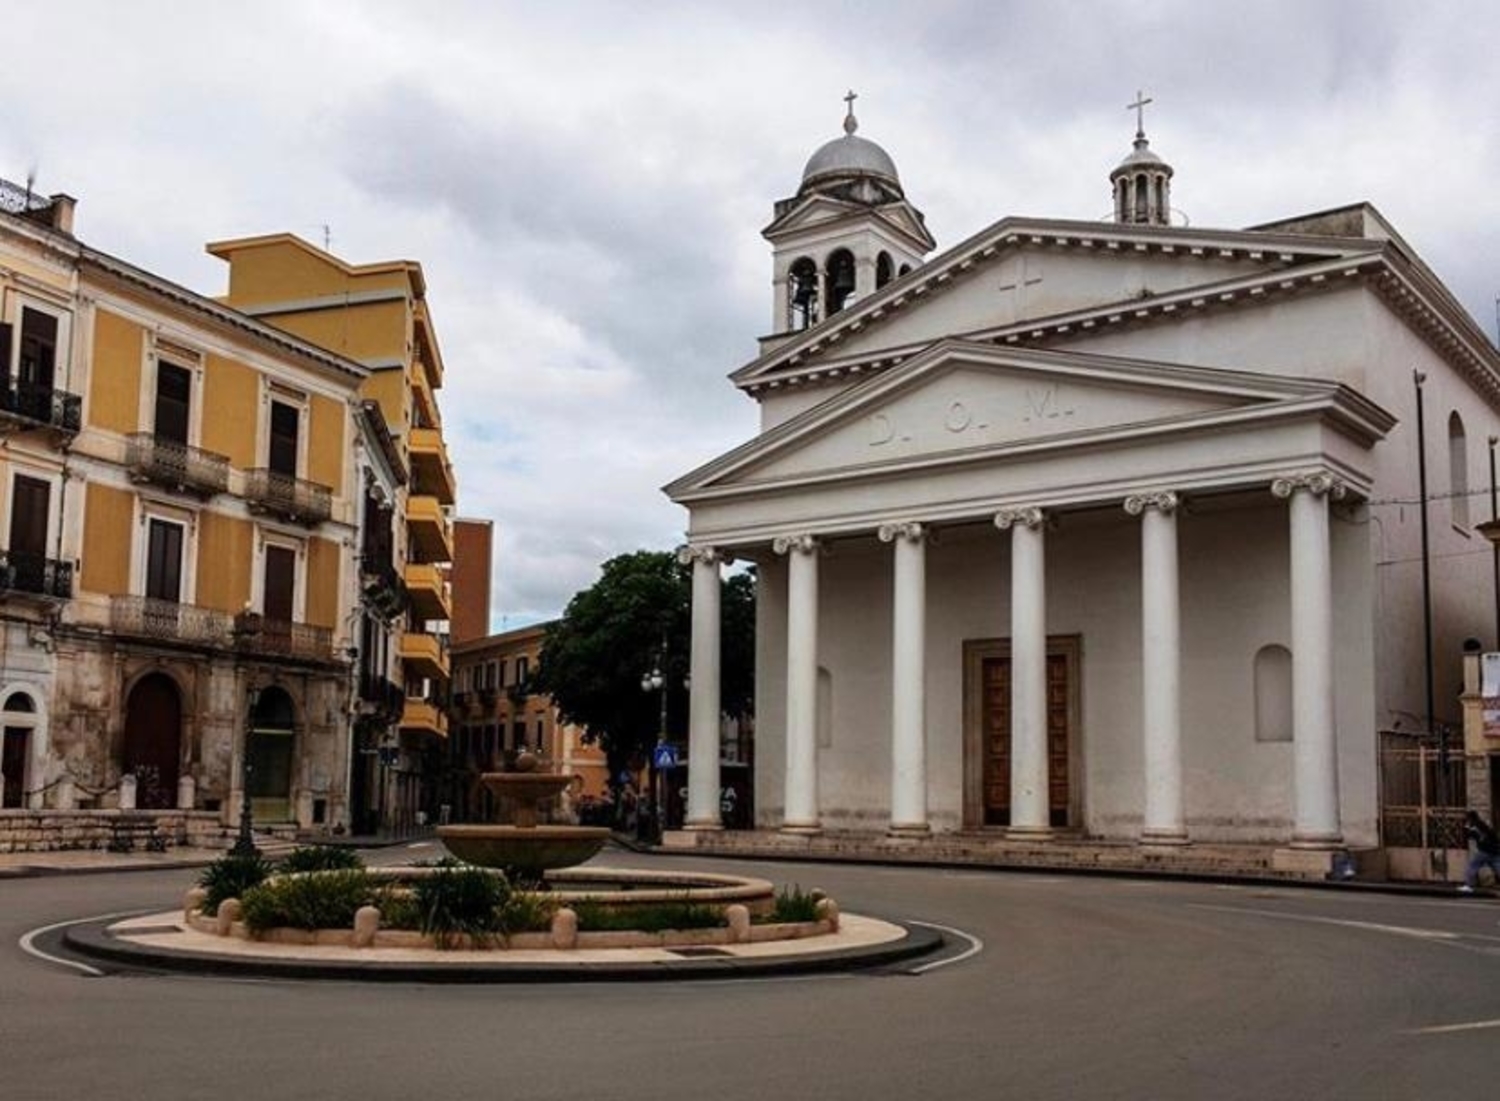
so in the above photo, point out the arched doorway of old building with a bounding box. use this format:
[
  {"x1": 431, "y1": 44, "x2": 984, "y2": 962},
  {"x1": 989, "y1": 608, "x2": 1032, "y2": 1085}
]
[
  {"x1": 1, "y1": 691, "x2": 38, "y2": 808},
  {"x1": 249, "y1": 686, "x2": 296, "y2": 823},
  {"x1": 122, "y1": 674, "x2": 182, "y2": 810}
]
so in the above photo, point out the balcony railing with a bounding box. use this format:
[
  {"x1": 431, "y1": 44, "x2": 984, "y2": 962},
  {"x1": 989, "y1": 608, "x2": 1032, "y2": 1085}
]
[
  {"x1": 360, "y1": 561, "x2": 407, "y2": 620},
  {"x1": 111, "y1": 596, "x2": 230, "y2": 646},
  {"x1": 0, "y1": 549, "x2": 73, "y2": 600},
  {"x1": 233, "y1": 611, "x2": 334, "y2": 662},
  {"x1": 125, "y1": 434, "x2": 230, "y2": 497},
  {"x1": 0, "y1": 380, "x2": 81, "y2": 435},
  {"x1": 244, "y1": 469, "x2": 333, "y2": 526}
]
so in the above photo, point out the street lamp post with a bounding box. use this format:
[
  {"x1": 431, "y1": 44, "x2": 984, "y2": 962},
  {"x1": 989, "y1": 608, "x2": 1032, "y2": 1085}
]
[
  {"x1": 231, "y1": 684, "x2": 261, "y2": 857},
  {"x1": 641, "y1": 649, "x2": 667, "y2": 844}
]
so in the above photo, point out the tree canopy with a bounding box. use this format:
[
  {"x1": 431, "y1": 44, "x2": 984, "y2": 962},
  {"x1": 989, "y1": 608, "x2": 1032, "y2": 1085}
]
[{"x1": 535, "y1": 550, "x2": 755, "y2": 784}]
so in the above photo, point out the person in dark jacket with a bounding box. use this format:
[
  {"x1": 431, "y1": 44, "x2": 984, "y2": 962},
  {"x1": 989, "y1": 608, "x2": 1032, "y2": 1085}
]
[{"x1": 1459, "y1": 810, "x2": 1500, "y2": 893}]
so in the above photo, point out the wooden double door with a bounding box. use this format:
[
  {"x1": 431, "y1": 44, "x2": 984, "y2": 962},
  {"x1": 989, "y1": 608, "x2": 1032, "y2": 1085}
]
[{"x1": 965, "y1": 636, "x2": 1079, "y2": 830}]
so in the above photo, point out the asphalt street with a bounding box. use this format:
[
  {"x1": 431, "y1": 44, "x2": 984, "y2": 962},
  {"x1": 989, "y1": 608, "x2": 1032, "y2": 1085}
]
[{"x1": 5, "y1": 845, "x2": 1499, "y2": 1101}]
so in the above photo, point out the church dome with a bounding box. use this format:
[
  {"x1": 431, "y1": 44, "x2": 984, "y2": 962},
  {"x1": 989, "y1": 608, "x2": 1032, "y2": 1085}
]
[{"x1": 799, "y1": 97, "x2": 903, "y2": 196}]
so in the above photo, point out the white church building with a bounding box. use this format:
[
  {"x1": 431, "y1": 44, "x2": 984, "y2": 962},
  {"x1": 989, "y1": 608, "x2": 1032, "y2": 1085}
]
[{"x1": 666, "y1": 99, "x2": 1500, "y2": 869}]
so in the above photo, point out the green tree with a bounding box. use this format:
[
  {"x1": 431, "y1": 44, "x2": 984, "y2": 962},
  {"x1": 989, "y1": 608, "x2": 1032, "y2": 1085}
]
[{"x1": 535, "y1": 550, "x2": 755, "y2": 788}]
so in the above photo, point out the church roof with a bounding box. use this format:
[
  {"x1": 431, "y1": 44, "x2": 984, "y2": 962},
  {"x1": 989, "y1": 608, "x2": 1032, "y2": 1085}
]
[{"x1": 798, "y1": 96, "x2": 904, "y2": 197}]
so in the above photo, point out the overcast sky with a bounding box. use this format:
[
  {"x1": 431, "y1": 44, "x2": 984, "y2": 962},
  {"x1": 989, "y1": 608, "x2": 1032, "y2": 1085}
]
[{"x1": 4, "y1": 1, "x2": 1497, "y2": 629}]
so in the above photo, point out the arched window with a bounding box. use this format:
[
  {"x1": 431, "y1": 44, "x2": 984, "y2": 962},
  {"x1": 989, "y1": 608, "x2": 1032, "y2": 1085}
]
[
  {"x1": 898, "y1": 263, "x2": 912, "y2": 277},
  {"x1": 788, "y1": 257, "x2": 819, "y2": 330},
  {"x1": 875, "y1": 252, "x2": 894, "y2": 289},
  {"x1": 1134, "y1": 173, "x2": 1149, "y2": 221},
  {"x1": 1253, "y1": 645, "x2": 1293, "y2": 743},
  {"x1": 824, "y1": 249, "x2": 856, "y2": 315},
  {"x1": 1155, "y1": 177, "x2": 1167, "y2": 222},
  {"x1": 1449, "y1": 411, "x2": 1470, "y2": 528},
  {"x1": 1117, "y1": 180, "x2": 1128, "y2": 221}
]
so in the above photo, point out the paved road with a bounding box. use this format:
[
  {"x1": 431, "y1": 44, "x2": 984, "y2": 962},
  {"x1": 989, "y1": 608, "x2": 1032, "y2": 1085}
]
[{"x1": 5, "y1": 844, "x2": 1500, "y2": 1101}]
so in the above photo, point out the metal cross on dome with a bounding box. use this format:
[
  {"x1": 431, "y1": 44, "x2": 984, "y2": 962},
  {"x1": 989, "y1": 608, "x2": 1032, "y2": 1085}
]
[
  {"x1": 1127, "y1": 89, "x2": 1153, "y2": 138},
  {"x1": 843, "y1": 89, "x2": 858, "y2": 133}
]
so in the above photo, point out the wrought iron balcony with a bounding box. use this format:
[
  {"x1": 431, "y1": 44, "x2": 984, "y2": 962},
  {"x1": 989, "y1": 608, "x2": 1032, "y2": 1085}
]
[
  {"x1": 0, "y1": 549, "x2": 73, "y2": 600},
  {"x1": 233, "y1": 611, "x2": 334, "y2": 662},
  {"x1": 111, "y1": 596, "x2": 230, "y2": 646},
  {"x1": 360, "y1": 561, "x2": 407, "y2": 620},
  {"x1": 0, "y1": 380, "x2": 82, "y2": 435},
  {"x1": 125, "y1": 434, "x2": 230, "y2": 497},
  {"x1": 244, "y1": 469, "x2": 333, "y2": 526}
]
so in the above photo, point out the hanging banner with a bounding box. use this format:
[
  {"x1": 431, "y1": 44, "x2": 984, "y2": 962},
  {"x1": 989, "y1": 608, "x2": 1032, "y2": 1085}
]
[{"x1": 1482, "y1": 653, "x2": 1500, "y2": 738}]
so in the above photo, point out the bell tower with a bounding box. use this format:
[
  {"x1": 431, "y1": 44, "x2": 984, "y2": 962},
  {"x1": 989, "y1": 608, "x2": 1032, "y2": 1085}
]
[
  {"x1": 1111, "y1": 91, "x2": 1175, "y2": 227},
  {"x1": 762, "y1": 93, "x2": 936, "y2": 341}
]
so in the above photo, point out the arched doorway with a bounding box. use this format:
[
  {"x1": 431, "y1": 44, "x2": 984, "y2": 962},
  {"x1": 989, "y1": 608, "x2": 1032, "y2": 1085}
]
[
  {"x1": 1, "y1": 691, "x2": 38, "y2": 809},
  {"x1": 122, "y1": 674, "x2": 182, "y2": 810},
  {"x1": 249, "y1": 686, "x2": 296, "y2": 823}
]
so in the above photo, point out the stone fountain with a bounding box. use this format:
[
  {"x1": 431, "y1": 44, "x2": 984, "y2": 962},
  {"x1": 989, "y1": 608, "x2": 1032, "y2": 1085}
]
[{"x1": 436, "y1": 751, "x2": 609, "y2": 879}]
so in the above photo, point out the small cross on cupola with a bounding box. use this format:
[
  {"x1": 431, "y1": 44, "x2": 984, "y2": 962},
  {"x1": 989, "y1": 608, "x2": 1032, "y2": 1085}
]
[{"x1": 1110, "y1": 89, "x2": 1175, "y2": 227}]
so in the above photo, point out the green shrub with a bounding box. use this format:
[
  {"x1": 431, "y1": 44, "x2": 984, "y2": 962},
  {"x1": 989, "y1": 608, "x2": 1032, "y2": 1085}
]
[
  {"x1": 197, "y1": 852, "x2": 273, "y2": 913},
  {"x1": 374, "y1": 887, "x2": 422, "y2": 931},
  {"x1": 412, "y1": 860, "x2": 510, "y2": 948},
  {"x1": 770, "y1": 884, "x2": 820, "y2": 924},
  {"x1": 499, "y1": 891, "x2": 557, "y2": 934},
  {"x1": 240, "y1": 869, "x2": 378, "y2": 933},
  {"x1": 573, "y1": 898, "x2": 723, "y2": 933},
  {"x1": 278, "y1": 845, "x2": 363, "y2": 874}
]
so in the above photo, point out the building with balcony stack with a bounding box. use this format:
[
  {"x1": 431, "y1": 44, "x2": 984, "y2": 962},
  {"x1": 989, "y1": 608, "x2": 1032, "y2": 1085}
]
[
  {"x1": 0, "y1": 177, "x2": 364, "y2": 844},
  {"x1": 207, "y1": 234, "x2": 457, "y2": 834}
]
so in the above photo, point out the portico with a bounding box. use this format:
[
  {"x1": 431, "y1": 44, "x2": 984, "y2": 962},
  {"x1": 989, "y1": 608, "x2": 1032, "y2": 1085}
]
[{"x1": 671, "y1": 342, "x2": 1393, "y2": 849}]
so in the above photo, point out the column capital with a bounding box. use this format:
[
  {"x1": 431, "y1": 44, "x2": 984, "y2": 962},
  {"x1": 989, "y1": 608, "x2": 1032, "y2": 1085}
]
[
  {"x1": 1124, "y1": 490, "x2": 1179, "y2": 516},
  {"x1": 676, "y1": 544, "x2": 732, "y2": 567},
  {"x1": 877, "y1": 521, "x2": 925, "y2": 544},
  {"x1": 1271, "y1": 471, "x2": 1347, "y2": 500},
  {"x1": 993, "y1": 506, "x2": 1045, "y2": 531},
  {"x1": 772, "y1": 533, "x2": 820, "y2": 556}
]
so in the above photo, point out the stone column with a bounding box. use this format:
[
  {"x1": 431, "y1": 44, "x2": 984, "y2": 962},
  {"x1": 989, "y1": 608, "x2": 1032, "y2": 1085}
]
[
  {"x1": 1272, "y1": 472, "x2": 1346, "y2": 847},
  {"x1": 1125, "y1": 491, "x2": 1188, "y2": 844},
  {"x1": 679, "y1": 544, "x2": 727, "y2": 830},
  {"x1": 774, "y1": 534, "x2": 822, "y2": 833},
  {"x1": 879, "y1": 522, "x2": 929, "y2": 835},
  {"x1": 995, "y1": 507, "x2": 1050, "y2": 838}
]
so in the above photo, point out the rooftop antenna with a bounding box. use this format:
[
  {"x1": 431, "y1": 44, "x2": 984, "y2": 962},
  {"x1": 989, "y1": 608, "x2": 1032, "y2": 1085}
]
[{"x1": 322, "y1": 224, "x2": 332, "y2": 252}]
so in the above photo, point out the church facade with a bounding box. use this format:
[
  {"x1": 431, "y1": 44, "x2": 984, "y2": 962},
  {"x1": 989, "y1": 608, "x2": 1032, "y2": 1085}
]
[{"x1": 666, "y1": 101, "x2": 1500, "y2": 863}]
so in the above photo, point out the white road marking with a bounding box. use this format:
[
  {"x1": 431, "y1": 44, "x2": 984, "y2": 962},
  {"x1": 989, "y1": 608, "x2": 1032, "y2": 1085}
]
[
  {"x1": 1409, "y1": 1017, "x2": 1500, "y2": 1035},
  {"x1": 903, "y1": 920, "x2": 984, "y2": 974},
  {"x1": 18, "y1": 909, "x2": 152, "y2": 977},
  {"x1": 1188, "y1": 903, "x2": 1500, "y2": 944}
]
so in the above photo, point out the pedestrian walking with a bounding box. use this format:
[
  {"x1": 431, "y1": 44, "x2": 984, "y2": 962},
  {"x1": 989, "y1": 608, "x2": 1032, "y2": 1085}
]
[{"x1": 1458, "y1": 810, "x2": 1500, "y2": 894}]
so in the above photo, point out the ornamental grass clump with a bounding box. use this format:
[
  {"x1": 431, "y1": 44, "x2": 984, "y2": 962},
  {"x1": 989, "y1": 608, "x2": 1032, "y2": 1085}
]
[
  {"x1": 277, "y1": 845, "x2": 363, "y2": 874},
  {"x1": 197, "y1": 852, "x2": 273, "y2": 914},
  {"x1": 413, "y1": 859, "x2": 510, "y2": 949},
  {"x1": 769, "y1": 884, "x2": 820, "y2": 924},
  {"x1": 240, "y1": 869, "x2": 378, "y2": 933}
]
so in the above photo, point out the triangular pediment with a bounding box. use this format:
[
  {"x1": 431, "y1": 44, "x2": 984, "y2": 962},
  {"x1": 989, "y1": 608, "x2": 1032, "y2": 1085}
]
[
  {"x1": 764, "y1": 194, "x2": 935, "y2": 251},
  {"x1": 735, "y1": 215, "x2": 1382, "y2": 389},
  {"x1": 670, "y1": 343, "x2": 1379, "y2": 497}
]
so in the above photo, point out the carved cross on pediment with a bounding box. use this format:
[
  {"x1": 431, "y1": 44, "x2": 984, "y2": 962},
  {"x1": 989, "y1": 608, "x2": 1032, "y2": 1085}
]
[{"x1": 997, "y1": 254, "x2": 1043, "y2": 322}]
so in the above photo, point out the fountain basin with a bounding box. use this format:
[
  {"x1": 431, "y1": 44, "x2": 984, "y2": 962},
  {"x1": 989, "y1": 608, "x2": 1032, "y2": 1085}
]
[{"x1": 436, "y1": 824, "x2": 608, "y2": 877}]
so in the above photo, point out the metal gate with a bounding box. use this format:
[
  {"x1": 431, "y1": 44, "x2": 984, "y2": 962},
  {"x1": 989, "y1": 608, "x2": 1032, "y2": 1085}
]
[{"x1": 1378, "y1": 729, "x2": 1466, "y2": 852}]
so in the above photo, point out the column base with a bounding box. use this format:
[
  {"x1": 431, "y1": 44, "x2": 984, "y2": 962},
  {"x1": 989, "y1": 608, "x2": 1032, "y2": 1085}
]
[
  {"x1": 1139, "y1": 828, "x2": 1190, "y2": 847},
  {"x1": 1005, "y1": 825, "x2": 1053, "y2": 842},
  {"x1": 1288, "y1": 833, "x2": 1345, "y2": 850},
  {"x1": 683, "y1": 819, "x2": 724, "y2": 832},
  {"x1": 780, "y1": 822, "x2": 822, "y2": 836},
  {"x1": 887, "y1": 822, "x2": 931, "y2": 839}
]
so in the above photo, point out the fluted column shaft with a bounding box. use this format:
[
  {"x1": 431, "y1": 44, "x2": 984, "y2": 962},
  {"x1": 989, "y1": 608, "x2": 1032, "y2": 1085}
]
[
  {"x1": 881, "y1": 522, "x2": 929, "y2": 834},
  {"x1": 996, "y1": 508, "x2": 1049, "y2": 836},
  {"x1": 777, "y1": 535, "x2": 821, "y2": 833},
  {"x1": 1127, "y1": 492, "x2": 1187, "y2": 844},
  {"x1": 1274, "y1": 474, "x2": 1345, "y2": 847},
  {"x1": 681, "y1": 546, "x2": 724, "y2": 829}
]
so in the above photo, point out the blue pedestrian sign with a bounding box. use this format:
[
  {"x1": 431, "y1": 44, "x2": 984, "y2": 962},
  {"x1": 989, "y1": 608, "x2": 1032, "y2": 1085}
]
[{"x1": 653, "y1": 743, "x2": 678, "y2": 770}]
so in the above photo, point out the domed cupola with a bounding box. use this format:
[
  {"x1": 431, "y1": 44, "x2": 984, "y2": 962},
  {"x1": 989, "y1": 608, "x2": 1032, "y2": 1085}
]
[
  {"x1": 1110, "y1": 91, "x2": 1174, "y2": 227},
  {"x1": 762, "y1": 93, "x2": 936, "y2": 339}
]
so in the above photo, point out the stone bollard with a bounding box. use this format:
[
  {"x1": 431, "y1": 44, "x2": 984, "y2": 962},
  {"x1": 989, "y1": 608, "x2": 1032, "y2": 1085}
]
[
  {"x1": 725, "y1": 904, "x2": 751, "y2": 944},
  {"x1": 815, "y1": 897, "x2": 840, "y2": 933},
  {"x1": 551, "y1": 907, "x2": 579, "y2": 950},
  {"x1": 353, "y1": 906, "x2": 381, "y2": 948},
  {"x1": 177, "y1": 775, "x2": 196, "y2": 811},
  {"x1": 215, "y1": 898, "x2": 242, "y2": 937},
  {"x1": 118, "y1": 774, "x2": 137, "y2": 811},
  {"x1": 184, "y1": 887, "x2": 208, "y2": 924},
  {"x1": 55, "y1": 776, "x2": 76, "y2": 811},
  {"x1": 810, "y1": 888, "x2": 827, "y2": 903}
]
